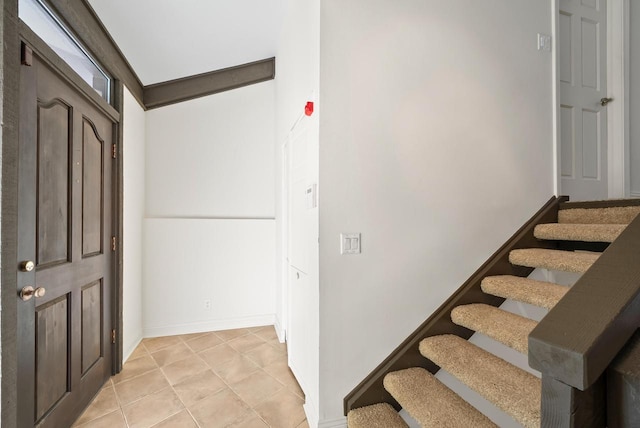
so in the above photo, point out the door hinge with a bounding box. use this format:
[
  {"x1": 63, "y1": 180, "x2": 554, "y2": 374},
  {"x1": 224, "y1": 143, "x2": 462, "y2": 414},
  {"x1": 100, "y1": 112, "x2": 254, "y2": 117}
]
[
  {"x1": 112, "y1": 143, "x2": 117, "y2": 159},
  {"x1": 21, "y1": 42, "x2": 33, "y2": 66},
  {"x1": 111, "y1": 236, "x2": 116, "y2": 251},
  {"x1": 111, "y1": 329, "x2": 116, "y2": 344}
]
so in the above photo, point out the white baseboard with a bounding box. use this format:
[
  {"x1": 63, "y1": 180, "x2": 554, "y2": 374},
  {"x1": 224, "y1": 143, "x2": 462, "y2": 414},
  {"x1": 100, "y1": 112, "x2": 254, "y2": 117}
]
[
  {"x1": 274, "y1": 315, "x2": 286, "y2": 343},
  {"x1": 631, "y1": 192, "x2": 640, "y2": 198},
  {"x1": 317, "y1": 416, "x2": 347, "y2": 428},
  {"x1": 302, "y1": 398, "x2": 345, "y2": 428},
  {"x1": 142, "y1": 314, "x2": 276, "y2": 338},
  {"x1": 123, "y1": 335, "x2": 143, "y2": 363},
  {"x1": 304, "y1": 402, "x2": 319, "y2": 428}
]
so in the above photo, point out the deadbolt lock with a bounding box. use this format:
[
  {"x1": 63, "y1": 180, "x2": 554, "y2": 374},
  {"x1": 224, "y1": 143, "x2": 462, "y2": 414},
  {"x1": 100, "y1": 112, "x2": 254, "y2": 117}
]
[
  {"x1": 20, "y1": 285, "x2": 46, "y2": 302},
  {"x1": 21, "y1": 260, "x2": 35, "y2": 272}
]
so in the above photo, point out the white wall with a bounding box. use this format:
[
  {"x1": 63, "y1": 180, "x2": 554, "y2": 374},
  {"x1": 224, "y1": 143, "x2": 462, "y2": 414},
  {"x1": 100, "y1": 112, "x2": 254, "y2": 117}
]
[
  {"x1": 318, "y1": 0, "x2": 554, "y2": 424},
  {"x1": 630, "y1": 1, "x2": 640, "y2": 197},
  {"x1": 143, "y1": 82, "x2": 276, "y2": 336},
  {"x1": 274, "y1": 0, "x2": 321, "y2": 424},
  {"x1": 122, "y1": 86, "x2": 146, "y2": 360},
  {"x1": 143, "y1": 219, "x2": 275, "y2": 335},
  {"x1": 145, "y1": 83, "x2": 275, "y2": 218}
]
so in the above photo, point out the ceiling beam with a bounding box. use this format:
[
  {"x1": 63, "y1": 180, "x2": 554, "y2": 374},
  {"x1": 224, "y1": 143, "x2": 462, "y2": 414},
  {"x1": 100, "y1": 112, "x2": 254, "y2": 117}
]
[{"x1": 143, "y1": 57, "x2": 275, "y2": 110}]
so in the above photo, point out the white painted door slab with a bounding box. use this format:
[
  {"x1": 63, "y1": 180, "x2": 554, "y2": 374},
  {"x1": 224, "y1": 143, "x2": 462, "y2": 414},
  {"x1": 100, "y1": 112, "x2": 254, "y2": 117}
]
[
  {"x1": 286, "y1": 115, "x2": 315, "y2": 398},
  {"x1": 287, "y1": 266, "x2": 311, "y2": 391},
  {"x1": 559, "y1": 0, "x2": 609, "y2": 200},
  {"x1": 289, "y1": 120, "x2": 310, "y2": 274}
]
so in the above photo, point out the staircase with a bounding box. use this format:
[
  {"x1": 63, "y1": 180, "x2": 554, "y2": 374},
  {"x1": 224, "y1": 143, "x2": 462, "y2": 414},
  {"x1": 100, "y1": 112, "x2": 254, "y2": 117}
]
[{"x1": 345, "y1": 198, "x2": 640, "y2": 427}]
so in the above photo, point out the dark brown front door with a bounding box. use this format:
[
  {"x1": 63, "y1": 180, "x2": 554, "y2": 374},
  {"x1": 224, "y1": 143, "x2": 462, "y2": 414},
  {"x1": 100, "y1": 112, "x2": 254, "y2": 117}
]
[{"x1": 17, "y1": 48, "x2": 114, "y2": 428}]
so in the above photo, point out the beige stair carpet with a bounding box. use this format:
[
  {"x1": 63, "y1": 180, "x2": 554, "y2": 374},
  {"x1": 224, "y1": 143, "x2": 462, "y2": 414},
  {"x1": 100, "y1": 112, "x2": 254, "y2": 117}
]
[
  {"x1": 420, "y1": 335, "x2": 541, "y2": 428},
  {"x1": 534, "y1": 223, "x2": 626, "y2": 243},
  {"x1": 509, "y1": 248, "x2": 599, "y2": 273},
  {"x1": 347, "y1": 403, "x2": 408, "y2": 428},
  {"x1": 558, "y1": 206, "x2": 640, "y2": 225},
  {"x1": 383, "y1": 367, "x2": 497, "y2": 428},
  {"x1": 481, "y1": 275, "x2": 567, "y2": 310},
  {"x1": 451, "y1": 304, "x2": 537, "y2": 354}
]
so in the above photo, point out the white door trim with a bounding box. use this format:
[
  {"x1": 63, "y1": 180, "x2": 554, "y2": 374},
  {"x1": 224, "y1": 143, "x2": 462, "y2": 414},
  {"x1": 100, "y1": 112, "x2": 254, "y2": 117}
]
[
  {"x1": 552, "y1": 0, "x2": 561, "y2": 196},
  {"x1": 607, "y1": 0, "x2": 630, "y2": 197},
  {"x1": 553, "y1": 0, "x2": 630, "y2": 198},
  {"x1": 279, "y1": 139, "x2": 290, "y2": 342}
]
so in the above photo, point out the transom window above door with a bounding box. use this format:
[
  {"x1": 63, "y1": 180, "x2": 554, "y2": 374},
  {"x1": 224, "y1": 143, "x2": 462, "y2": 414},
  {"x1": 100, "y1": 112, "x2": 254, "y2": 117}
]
[{"x1": 19, "y1": 0, "x2": 112, "y2": 103}]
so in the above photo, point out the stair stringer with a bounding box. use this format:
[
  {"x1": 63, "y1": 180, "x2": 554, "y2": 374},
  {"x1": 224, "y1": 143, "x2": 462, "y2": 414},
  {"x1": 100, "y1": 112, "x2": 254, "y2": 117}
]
[
  {"x1": 343, "y1": 195, "x2": 567, "y2": 414},
  {"x1": 428, "y1": 267, "x2": 574, "y2": 427}
]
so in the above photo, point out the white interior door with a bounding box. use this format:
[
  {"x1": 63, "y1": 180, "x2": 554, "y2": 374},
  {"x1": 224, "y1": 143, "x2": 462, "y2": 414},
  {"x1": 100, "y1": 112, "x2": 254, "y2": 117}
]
[
  {"x1": 286, "y1": 116, "x2": 314, "y2": 393},
  {"x1": 289, "y1": 120, "x2": 310, "y2": 274},
  {"x1": 559, "y1": 0, "x2": 609, "y2": 200}
]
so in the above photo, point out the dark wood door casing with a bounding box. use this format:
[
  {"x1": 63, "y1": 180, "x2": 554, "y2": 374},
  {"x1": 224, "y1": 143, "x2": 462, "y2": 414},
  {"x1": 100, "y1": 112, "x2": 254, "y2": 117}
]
[{"x1": 18, "y1": 49, "x2": 115, "y2": 428}]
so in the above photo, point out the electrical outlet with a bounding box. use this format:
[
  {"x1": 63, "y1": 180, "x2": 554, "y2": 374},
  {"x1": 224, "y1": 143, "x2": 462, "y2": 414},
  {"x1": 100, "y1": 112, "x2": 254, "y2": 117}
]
[{"x1": 204, "y1": 299, "x2": 212, "y2": 310}]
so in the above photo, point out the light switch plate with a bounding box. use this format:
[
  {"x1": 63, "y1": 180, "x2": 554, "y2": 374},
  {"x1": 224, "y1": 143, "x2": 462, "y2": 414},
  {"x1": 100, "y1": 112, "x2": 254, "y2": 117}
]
[
  {"x1": 538, "y1": 33, "x2": 551, "y2": 52},
  {"x1": 340, "y1": 233, "x2": 361, "y2": 255}
]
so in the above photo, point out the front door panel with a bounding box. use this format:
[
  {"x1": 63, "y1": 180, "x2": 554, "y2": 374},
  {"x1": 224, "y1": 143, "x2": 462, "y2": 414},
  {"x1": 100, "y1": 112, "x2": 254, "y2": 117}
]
[{"x1": 18, "y1": 51, "x2": 114, "y2": 428}]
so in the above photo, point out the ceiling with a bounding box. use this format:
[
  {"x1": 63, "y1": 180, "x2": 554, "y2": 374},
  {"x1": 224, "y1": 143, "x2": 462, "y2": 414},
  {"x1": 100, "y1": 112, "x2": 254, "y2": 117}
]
[{"x1": 87, "y1": 0, "x2": 283, "y2": 85}]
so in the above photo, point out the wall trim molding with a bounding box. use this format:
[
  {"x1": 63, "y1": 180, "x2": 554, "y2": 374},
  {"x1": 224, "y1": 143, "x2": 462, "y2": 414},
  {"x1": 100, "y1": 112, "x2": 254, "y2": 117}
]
[
  {"x1": 44, "y1": 2, "x2": 277, "y2": 111},
  {"x1": 317, "y1": 416, "x2": 347, "y2": 428},
  {"x1": 123, "y1": 336, "x2": 143, "y2": 364},
  {"x1": 142, "y1": 314, "x2": 276, "y2": 338},
  {"x1": 606, "y1": 0, "x2": 630, "y2": 197},
  {"x1": 143, "y1": 57, "x2": 276, "y2": 110},
  {"x1": 46, "y1": 0, "x2": 144, "y2": 104},
  {"x1": 145, "y1": 215, "x2": 276, "y2": 221},
  {"x1": 274, "y1": 315, "x2": 286, "y2": 343}
]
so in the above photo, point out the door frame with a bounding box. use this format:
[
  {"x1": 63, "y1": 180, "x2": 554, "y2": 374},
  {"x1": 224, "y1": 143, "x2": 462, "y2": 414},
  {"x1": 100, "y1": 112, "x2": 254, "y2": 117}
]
[
  {"x1": 279, "y1": 138, "x2": 290, "y2": 342},
  {"x1": 553, "y1": 0, "x2": 631, "y2": 198},
  {"x1": 1, "y1": 0, "x2": 128, "y2": 425}
]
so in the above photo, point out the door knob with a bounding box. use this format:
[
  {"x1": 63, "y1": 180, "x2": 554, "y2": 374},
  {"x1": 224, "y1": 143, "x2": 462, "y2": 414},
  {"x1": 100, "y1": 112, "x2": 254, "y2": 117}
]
[
  {"x1": 600, "y1": 97, "x2": 613, "y2": 106},
  {"x1": 20, "y1": 260, "x2": 35, "y2": 272},
  {"x1": 20, "y1": 285, "x2": 46, "y2": 301}
]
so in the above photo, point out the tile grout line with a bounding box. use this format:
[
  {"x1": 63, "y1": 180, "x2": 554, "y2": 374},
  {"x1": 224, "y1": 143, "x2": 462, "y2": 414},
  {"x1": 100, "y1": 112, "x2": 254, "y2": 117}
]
[
  {"x1": 77, "y1": 326, "x2": 302, "y2": 428},
  {"x1": 145, "y1": 333, "x2": 213, "y2": 428},
  {"x1": 192, "y1": 331, "x2": 278, "y2": 427},
  {"x1": 145, "y1": 329, "x2": 267, "y2": 427},
  {"x1": 125, "y1": 334, "x2": 210, "y2": 427},
  {"x1": 164, "y1": 333, "x2": 205, "y2": 428},
  {"x1": 184, "y1": 330, "x2": 292, "y2": 427},
  {"x1": 121, "y1": 340, "x2": 161, "y2": 428}
]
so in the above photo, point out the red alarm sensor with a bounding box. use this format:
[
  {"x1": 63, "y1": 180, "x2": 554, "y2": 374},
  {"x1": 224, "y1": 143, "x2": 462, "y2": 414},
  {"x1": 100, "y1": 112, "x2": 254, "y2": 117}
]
[{"x1": 305, "y1": 101, "x2": 314, "y2": 116}]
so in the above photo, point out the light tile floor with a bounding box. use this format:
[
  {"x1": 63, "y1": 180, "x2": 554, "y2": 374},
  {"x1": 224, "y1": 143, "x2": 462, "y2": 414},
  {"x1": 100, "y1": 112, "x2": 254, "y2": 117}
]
[{"x1": 73, "y1": 326, "x2": 309, "y2": 428}]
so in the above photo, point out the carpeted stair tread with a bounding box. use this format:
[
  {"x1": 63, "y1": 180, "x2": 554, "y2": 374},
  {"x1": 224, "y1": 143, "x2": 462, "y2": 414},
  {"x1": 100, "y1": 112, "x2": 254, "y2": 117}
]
[
  {"x1": 451, "y1": 304, "x2": 537, "y2": 354},
  {"x1": 558, "y1": 206, "x2": 640, "y2": 224},
  {"x1": 534, "y1": 223, "x2": 626, "y2": 243},
  {"x1": 509, "y1": 248, "x2": 599, "y2": 273},
  {"x1": 383, "y1": 367, "x2": 497, "y2": 428},
  {"x1": 347, "y1": 403, "x2": 408, "y2": 428},
  {"x1": 420, "y1": 335, "x2": 541, "y2": 428},
  {"x1": 481, "y1": 275, "x2": 567, "y2": 309}
]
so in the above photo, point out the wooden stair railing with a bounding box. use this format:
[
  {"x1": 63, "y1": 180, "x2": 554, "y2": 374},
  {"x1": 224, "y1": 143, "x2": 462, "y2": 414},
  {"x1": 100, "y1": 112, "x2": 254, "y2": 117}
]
[
  {"x1": 529, "y1": 201, "x2": 640, "y2": 428},
  {"x1": 344, "y1": 195, "x2": 568, "y2": 414}
]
